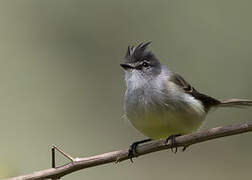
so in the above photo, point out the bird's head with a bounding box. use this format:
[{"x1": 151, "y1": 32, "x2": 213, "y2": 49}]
[{"x1": 120, "y1": 42, "x2": 161, "y2": 78}]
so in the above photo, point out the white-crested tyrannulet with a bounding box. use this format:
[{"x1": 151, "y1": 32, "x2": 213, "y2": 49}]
[{"x1": 120, "y1": 42, "x2": 252, "y2": 160}]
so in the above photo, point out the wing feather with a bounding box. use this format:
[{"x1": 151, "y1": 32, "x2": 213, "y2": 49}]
[{"x1": 170, "y1": 72, "x2": 220, "y2": 111}]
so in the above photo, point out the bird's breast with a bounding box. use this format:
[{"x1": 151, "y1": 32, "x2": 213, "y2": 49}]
[{"x1": 124, "y1": 87, "x2": 206, "y2": 139}]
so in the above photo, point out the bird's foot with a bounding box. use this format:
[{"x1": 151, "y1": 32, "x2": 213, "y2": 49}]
[
  {"x1": 165, "y1": 134, "x2": 181, "y2": 153},
  {"x1": 181, "y1": 145, "x2": 189, "y2": 152},
  {"x1": 128, "y1": 138, "x2": 151, "y2": 162}
]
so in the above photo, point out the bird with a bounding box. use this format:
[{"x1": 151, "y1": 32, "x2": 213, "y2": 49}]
[{"x1": 120, "y1": 42, "x2": 252, "y2": 161}]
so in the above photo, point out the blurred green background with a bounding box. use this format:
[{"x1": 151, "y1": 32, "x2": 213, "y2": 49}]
[{"x1": 0, "y1": 0, "x2": 252, "y2": 179}]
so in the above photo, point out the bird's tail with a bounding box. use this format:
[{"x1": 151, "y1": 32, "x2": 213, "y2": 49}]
[{"x1": 218, "y1": 98, "x2": 252, "y2": 108}]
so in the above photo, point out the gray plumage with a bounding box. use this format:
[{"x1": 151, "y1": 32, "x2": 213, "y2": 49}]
[{"x1": 121, "y1": 42, "x2": 252, "y2": 139}]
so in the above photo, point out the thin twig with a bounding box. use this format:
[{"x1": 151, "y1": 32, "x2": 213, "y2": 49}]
[
  {"x1": 4, "y1": 121, "x2": 252, "y2": 180},
  {"x1": 52, "y1": 145, "x2": 75, "y2": 163},
  {"x1": 51, "y1": 146, "x2": 55, "y2": 168}
]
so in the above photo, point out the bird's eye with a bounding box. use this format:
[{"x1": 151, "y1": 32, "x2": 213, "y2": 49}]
[{"x1": 142, "y1": 62, "x2": 150, "y2": 67}]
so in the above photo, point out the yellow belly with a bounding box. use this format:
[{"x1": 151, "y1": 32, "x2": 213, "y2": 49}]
[{"x1": 129, "y1": 110, "x2": 204, "y2": 139}]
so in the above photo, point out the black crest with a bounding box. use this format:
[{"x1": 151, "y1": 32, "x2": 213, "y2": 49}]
[{"x1": 124, "y1": 42, "x2": 153, "y2": 63}]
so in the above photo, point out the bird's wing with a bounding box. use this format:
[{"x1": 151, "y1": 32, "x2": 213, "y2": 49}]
[{"x1": 170, "y1": 72, "x2": 220, "y2": 111}]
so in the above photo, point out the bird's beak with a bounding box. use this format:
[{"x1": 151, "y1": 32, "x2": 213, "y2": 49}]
[{"x1": 120, "y1": 63, "x2": 134, "y2": 70}]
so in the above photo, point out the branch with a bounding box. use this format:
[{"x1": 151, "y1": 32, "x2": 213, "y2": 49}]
[{"x1": 5, "y1": 122, "x2": 252, "y2": 180}]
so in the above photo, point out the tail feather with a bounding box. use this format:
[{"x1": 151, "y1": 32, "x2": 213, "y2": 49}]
[{"x1": 218, "y1": 98, "x2": 252, "y2": 108}]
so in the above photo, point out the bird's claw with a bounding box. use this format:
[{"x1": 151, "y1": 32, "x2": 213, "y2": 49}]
[
  {"x1": 165, "y1": 134, "x2": 181, "y2": 153},
  {"x1": 128, "y1": 138, "x2": 152, "y2": 162},
  {"x1": 128, "y1": 143, "x2": 138, "y2": 163},
  {"x1": 181, "y1": 145, "x2": 188, "y2": 152}
]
